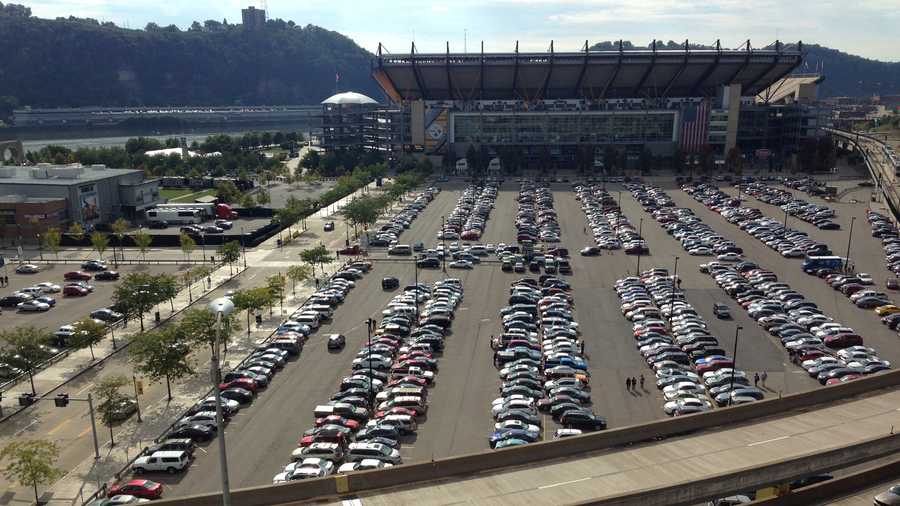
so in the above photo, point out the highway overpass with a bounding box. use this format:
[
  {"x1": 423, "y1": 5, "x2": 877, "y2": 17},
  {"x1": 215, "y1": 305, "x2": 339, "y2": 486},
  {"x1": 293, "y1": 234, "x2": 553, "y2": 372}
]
[{"x1": 158, "y1": 370, "x2": 900, "y2": 506}]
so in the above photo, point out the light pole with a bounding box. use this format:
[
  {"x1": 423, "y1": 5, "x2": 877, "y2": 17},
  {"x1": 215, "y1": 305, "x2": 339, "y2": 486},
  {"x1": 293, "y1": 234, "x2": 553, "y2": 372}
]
[
  {"x1": 845, "y1": 216, "x2": 856, "y2": 272},
  {"x1": 208, "y1": 297, "x2": 235, "y2": 506},
  {"x1": 365, "y1": 318, "x2": 374, "y2": 405},
  {"x1": 441, "y1": 216, "x2": 447, "y2": 273},
  {"x1": 668, "y1": 256, "x2": 680, "y2": 325},
  {"x1": 36, "y1": 233, "x2": 42, "y2": 260},
  {"x1": 240, "y1": 226, "x2": 247, "y2": 269},
  {"x1": 200, "y1": 232, "x2": 207, "y2": 263},
  {"x1": 636, "y1": 217, "x2": 644, "y2": 275},
  {"x1": 728, "y1": 325, "x2": 743, "y2": 406}
]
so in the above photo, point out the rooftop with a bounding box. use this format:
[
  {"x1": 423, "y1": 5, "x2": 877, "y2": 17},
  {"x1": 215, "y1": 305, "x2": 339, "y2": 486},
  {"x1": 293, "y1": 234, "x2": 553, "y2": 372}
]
[
  {"x1": 322, "y1": 91, "x2": 379, "y2": 106},
  {"x1": 0, "y1": 163, "x2": 143, "y2": 186},
  {"x1": 373, "y1": 42, "x2": 803, "y2": 101}
]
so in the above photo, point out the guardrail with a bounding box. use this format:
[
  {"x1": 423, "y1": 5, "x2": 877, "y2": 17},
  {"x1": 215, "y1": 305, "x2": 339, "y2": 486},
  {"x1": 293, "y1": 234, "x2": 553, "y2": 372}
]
[
  {"x1": 155, "y1": 368, "x2": 900, "y2": 506},
  {"x1": 825, "y1": 127, "x2": 900, "y2": 222},
  {"x1": 751, "y1": 455, "x2": 900, "y2": 505},
  {"x1": 3, "y1": 258, "x2": 212, "y2": 265}
]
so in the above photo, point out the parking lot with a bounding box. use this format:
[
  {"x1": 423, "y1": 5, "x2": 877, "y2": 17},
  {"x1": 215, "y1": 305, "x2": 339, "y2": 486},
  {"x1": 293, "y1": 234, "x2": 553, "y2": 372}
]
[
  {"x1": 161, "y1": 177, "x2": 900, "y2": 498},
  {"x1": 1, "y1": 262, "x2": 190, "y2": 337}
]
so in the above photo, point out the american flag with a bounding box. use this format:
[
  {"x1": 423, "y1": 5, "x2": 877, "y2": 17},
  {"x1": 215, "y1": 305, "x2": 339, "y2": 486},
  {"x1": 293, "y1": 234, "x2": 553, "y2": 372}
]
[{"x1": 680, "y1": 100, "x2": 709, "y2": 153}]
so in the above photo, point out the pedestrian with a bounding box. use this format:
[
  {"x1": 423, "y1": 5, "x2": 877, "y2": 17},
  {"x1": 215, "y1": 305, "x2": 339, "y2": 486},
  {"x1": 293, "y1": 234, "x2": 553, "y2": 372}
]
[
  {"x1": 754, "y1": 372, "x2": 760, "y2": 386},
  {"x1": 640, "y1": 374, "x2": 645, "y2": 390},
  {"x1": 583, "y1": 226, "x2": 586, "y2": 234},
  {"x1": 761, "y1": 371, "x2": 768, "y2": 386},
  {"x1": 579, "y1": 341, "x2": 585, "y2": 355},
  {"x1": 626, "y1": 377, "x2": 632, "y2": 390},
  {"x1": 631, "y1": 377, "x2": 637, "y2": 390},
  {"x1": 336, "y1": 250, "x2": 340, "y2": 259},
  {"x1": 315, "y1": 278, "x2": 320, "y2": 288},
  {"x1": 493, "y1": 350, "x2": 499, "y2": 367}
]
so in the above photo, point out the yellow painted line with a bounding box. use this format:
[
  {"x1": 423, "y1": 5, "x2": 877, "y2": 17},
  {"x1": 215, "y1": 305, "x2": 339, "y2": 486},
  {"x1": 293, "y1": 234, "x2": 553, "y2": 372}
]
[
  {"x1": 76, "y1": 384, "x2": 93, "y2": 395},
  {"x1": 77, "y1": 426, "x2": 93, "y2": 438},
  {"x1": 47, "y1": 419, "x2": 71, "y2": 436}
]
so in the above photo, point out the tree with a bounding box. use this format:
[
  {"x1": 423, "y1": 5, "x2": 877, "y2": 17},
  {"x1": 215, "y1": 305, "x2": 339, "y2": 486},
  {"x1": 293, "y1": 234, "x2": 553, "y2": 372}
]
[
  {"x1": 300, "y1": 244, "x2": 333, "y2": 275},
  {"x1": 180, "y1": 232, "x2": 196, "y2": 263},
  {"x1": 240, "y1": 193, "x2": 256, "y2": 209},
  {"x1": 129, "y1": 326, "x2": 193, "y2": 401},
  {"x1": 0, "y1": 440, "x2": 63, "y2": 505},
  {"x1": 43, "y1": 227, "x2": 61, "y2": 261},
  {"x1": 112, "y1": 272, "x2": 162, "y2": 332},
  {"x1": 342, "y1": 195, "x2": 381, "y2": 235},
  {"x1": 300, "y1": 149, "x2": 321, "y2": 171},
  {"x1": 286, "y1": 264, "x2": 313, "y2": 296},
  {"x1": 218, "y1": 241, "x2": 241, "y2": 275},
  {"x1": 231, "y1": 287, "x2": 270, "y2": 337},
  {"x1": 0, "y1": 326, "x2": 52, "y2": 395},
  {"x1": 133, "y1": 229, "x2": 153, "y2": 263},
  {"x1": 110, "y1": 218, "x2": 129, "y2": 265},
  {"x1": 93, "y1": 374, "x2": 130, "y2": 445},
  {"x1": 90, "y1": 231, "x2": 109, "y2": 260},
  {"x1": 255, "y1": 188, "x2": 271, "y2": 207},
  {"x1": 215, "y1": 180, "x2": 242, "y2": 203},
  {"x1": 157, "y1": 273, "x2": 179, "y2": 312},
  {"x1": 180, "y1": 308, "x2": 235, "y2": 353},
  {"x1": 267, "y1": 273, "x2": 287, "y2": 315},
  {"x1": 68, "y1": 222, "x2": 85, "y2": 242},
  {"x1": 70, "y1": 318, "x2": 107, "y2": 360}
]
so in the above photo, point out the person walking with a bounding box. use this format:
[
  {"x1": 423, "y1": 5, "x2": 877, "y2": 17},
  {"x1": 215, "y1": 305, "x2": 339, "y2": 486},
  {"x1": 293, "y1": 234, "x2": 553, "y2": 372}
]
[
  {"x1": 639, "y1": 374, "x2": 645, "y2": 390},
  {"x1": 631, "y1": 377, "x2": 637, "y2": 391},
  {"x1": 761, "y1": 371, "x2": 768, "y2": 387},
  {"x1": 754, "y1": 372, "x2": 760, "y2": 387},
  {"x1": 626, "y1": 377, "x2": 632, "y2": 390}
]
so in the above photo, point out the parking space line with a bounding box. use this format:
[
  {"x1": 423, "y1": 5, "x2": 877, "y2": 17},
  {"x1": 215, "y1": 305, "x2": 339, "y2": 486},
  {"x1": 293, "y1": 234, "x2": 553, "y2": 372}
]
[{"x1": 538, "y1": 477, "x2": 591, "y2": 489}]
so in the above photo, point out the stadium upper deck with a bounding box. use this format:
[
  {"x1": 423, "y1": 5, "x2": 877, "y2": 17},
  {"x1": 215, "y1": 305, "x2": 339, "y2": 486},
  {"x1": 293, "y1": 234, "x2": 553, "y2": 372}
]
[{"x1": 373, "y1": 41, "x2": 803, "y2": 102}]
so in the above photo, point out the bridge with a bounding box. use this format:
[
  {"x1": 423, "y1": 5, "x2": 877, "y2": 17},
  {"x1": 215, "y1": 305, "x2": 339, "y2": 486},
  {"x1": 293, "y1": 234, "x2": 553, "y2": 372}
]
[
  {"x1": 827, "y1": 126, "x2": 900, "y2": 221},
  {"x1": 159, "y1": 370, "x2": 900, "y2": 506}
]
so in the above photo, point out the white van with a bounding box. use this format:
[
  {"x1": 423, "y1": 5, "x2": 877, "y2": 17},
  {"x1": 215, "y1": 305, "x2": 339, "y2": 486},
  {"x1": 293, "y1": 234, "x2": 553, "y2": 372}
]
[
  {"x1": 293, "y1": 312, "x2": 321, "y2": 329},
  {"x1": 388, "y1": 245, "x2": 412, "y2": 256},
  {"x1": 132, "y1": 450, "x2": 191, "y2": 474}
]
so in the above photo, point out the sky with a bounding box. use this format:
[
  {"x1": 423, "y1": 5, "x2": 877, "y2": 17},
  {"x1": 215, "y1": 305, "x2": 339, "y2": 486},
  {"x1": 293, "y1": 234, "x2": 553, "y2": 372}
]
[{"x1": 27, "y1": 0, "x2": 900, "y2": 62}]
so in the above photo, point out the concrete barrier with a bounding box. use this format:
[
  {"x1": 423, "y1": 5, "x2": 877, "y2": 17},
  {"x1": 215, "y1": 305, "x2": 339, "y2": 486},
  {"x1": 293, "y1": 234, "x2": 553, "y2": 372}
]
[
  {"x1": 154, "y1": 369, "x2": 900, "y2": 505},
  {"x1": 750, "y1": 456, "x2": 900, "y2": 506},
  {"x1": 570, "y1": 433, "x2": 900, "y2": 506}
]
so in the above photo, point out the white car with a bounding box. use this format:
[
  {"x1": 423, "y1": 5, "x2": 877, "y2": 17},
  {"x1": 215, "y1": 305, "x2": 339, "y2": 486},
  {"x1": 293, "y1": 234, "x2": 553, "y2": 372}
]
[
  {"x1": 662, "y1": 381, "x2": 704, "y2": 400},
  {"x1": 858, "y1": 273, "x2": 874, "y2": 285},
  {"x1": 449, "y1": 260, "x2": 473, "y2": 269},
  {"x1": 273, "y1": 458, "x2": 334, "y2": 483},
  {"x1": 688, "y1": 247, "x2": 713, "y2": 256},
  {"x1": 716, "y1": 253, "x2": 742, "y2": 262},
  {"x1": 36, "y1": 282, "x2": 62, "y2": 293},
  {"x1": 663, "y1": 397, "x2": 712, "y2": 415},
  {"x1": 337, "y1": 459, "x2": 394, "y2": 474},
  {"x1": 17, "y1": 300, "x2": 50, "y2": 312}
]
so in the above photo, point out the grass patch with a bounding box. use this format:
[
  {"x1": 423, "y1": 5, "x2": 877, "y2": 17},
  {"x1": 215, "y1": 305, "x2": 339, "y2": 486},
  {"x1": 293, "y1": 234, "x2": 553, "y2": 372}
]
[
  {"x1": 169, "y1": 188, "x2": 217, "y2": 203},
  {"x1": 160, "y1": 188, "x2": 195, "y2": 201}
]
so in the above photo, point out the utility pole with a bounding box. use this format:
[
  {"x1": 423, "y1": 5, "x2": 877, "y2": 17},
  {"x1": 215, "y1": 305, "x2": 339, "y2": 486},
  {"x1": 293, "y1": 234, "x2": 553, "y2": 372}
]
[
  {"x1": 132, "y1": 375, "x2": 142, "y2": 423},
  {"x1": 636, "y1": 217, "x2": 644, "y2": 275},
  {"x1": 208, "y1": 298, "x2": 235, "y2": 506},
  {"x1": 441, "y1": 216, "x2": 447, "y2": 273},
  {"x1": 844, "y1": 216, "x2": 856, "y2": 272},
  {"x1": 668, "y1": 256, "x2": 680, "y2": 326},
  {"x1": 728, "y1": 325, "x2": 743, "y2": 406}
]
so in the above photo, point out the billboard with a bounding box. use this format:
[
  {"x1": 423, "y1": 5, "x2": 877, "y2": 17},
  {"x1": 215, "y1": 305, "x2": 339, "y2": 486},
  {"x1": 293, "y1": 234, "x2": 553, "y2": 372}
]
[
  {"x1": 79, "y1": 184, "x2": 100, "y2": 222},
  {"x1": 423, "y1": 104, "x2": 449, "y2": 154}
]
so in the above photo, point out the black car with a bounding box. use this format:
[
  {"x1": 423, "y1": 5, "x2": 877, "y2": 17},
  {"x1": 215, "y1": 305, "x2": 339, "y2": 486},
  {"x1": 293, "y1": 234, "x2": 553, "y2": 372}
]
[
  {"x1": 90, "y1": 309, "x2": 123, "y2": 322},
  {"x1": 81, "y1": 261, "x2": 107, "y2": 272},
  {"x1": 324, "y1": 221, "x2": 335, "y2": 232},
  {"x1": 220, "y1": 387, "x2": 254, "y2": 404},
  {"x1": 94, "y1": 271, "x2": 120, "y2": 281},
  {"x1": 167, "y1": 423, "x2": 215, "y2": 442},
  {"x1": 382, "y1": 277, "x2": 400, "y2": 290},
  {"x1": 148, "y1": 220, "x2": 168, "y2": 229},
  {"x1": 559, "y1": 410, "x2": 607, "y2": 431},
  {"x1": 417, "y1": 258, "x2": 440, "y2": 269},
  {"x1": 147, "y1": 438, "x2": 196, "y2": 456},
  {"x1": 0, "y1": 294, "x2": 30, "y2": 307}
]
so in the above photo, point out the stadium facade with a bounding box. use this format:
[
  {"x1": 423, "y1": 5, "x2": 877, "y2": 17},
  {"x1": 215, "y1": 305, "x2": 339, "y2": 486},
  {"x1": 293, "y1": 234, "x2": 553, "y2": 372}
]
[{"x1": 322, "y1": 40, "x2": 827, "y2": 171}]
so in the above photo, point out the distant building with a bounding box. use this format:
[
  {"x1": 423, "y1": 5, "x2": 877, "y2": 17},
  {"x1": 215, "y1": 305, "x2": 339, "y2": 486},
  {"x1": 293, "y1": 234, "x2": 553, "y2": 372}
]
[
  {"x1": 242, "y1": 6, "x2": 266, "y2": 30},
  {"x1": 0, "y1": 163, "x2": 161, "y2": 239},
  {"x1": 320, "y1": 92, "x2": 398, "y2": 153}
]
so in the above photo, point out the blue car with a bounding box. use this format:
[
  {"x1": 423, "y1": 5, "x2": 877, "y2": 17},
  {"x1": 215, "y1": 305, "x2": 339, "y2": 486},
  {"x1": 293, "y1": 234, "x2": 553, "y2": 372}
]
[
  {"x1": 489, "y1": 428, "x2": 540, "y2": 448},
  {"x1": 694, "y1": 354, "x2": 728, "y2": 365},
  {"x1": 35, "y1": 296, "x2": 56, "y2": 307},
  {"x1": 545, "y1": 356, "x2": 588, "y2": 370}
]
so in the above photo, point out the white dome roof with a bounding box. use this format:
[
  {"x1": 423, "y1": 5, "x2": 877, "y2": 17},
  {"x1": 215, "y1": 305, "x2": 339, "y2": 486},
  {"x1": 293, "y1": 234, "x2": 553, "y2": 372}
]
[{"x1": 321, "y1": 91, "x2": 378, "y2": 105}]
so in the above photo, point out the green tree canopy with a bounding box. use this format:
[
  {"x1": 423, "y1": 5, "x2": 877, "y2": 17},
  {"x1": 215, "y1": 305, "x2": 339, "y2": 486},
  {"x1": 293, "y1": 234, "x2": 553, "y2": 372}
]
[
  {"x1": 70, "y1": 317, "x2": 108, "y2": 360},
  {"x1": 0, "y1": 326, "x2": 52, "y2": 394},
  {"x1": 133, "y1": 229, "x2": 153, "y2": 262},
  {"x1": 300, "y1": 244, "x2": 333, "y2": 275},
  {"x1": 129, "y1": 326, "x2": 193, "y2": 400},
  {"x1": 90, "y1": 231, "x2": 109, "y2": 260},
  {"x1": 0, "y1": 440, "x2": 63, "y2": 505}
]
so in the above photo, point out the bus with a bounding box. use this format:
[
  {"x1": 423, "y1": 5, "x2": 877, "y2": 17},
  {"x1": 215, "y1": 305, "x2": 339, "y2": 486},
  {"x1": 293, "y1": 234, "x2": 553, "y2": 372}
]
[
  {"x1": 146, "y1": 208, "x2": 203, "y2": 224},
  {"x1": 801, "y1": 255, "x2": 844, "y2": 273}
]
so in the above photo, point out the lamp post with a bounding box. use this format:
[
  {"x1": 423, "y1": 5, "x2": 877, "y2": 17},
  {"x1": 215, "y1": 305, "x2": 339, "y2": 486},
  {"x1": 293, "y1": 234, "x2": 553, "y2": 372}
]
[
  {"x1": 441, "y1": 216, "x2": 447, "y2": 273},
  {"x1": 200, "y1": 232, "x2": 207, "y2": 263},
  {"x1": 36, "y1": 233, "x2": 42, "y2": 260},
  {"x1": 240, "y1": 226, "x2": 247, "y2": 269},
  {"x1": 208, "y1": 297, "x2": 235, "y2": 506},
  {"x1": 365, "y1": 318, "x2": 373, "y2": 405},
  {"x1": 636, "y1": 217, "x2": 644, "y2": 275},
  {"x1": 845, "y1": 216, "x2": 856, "y2": 272},
  {"x1": 728, "y1": 325, "x2": 743, "y2": 406},
  {"x1": 668, "y1": 256, "x2": 680, "y2": 326}
]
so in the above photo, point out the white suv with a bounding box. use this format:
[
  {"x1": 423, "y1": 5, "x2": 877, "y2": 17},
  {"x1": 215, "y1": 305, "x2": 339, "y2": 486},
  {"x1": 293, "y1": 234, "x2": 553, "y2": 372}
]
[{"x1": 131, "y1": 451, "x2": 191, "y2": 474}]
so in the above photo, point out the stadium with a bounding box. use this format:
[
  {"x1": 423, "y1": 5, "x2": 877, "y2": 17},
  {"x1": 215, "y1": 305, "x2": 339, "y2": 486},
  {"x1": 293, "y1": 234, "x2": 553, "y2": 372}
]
[{"x1": 322, "y1": 40, "x2": 827, "y2": 171}]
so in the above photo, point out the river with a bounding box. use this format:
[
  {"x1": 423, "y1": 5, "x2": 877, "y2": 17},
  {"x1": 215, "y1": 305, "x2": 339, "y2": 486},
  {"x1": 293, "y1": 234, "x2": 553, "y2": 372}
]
[{"x1": 10, "y1": 123, "x2": 316, "y2": 152}]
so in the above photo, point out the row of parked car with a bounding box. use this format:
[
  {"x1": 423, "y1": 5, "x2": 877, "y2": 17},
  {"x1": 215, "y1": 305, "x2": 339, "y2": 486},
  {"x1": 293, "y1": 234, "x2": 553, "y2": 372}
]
[
  {"x1": 616, "y1": 269, "x2": 762, "y2": 412},
  {"x1": 702, "y1": 262, "x2": 891, "y2": 384},
  {"x1": 270, "y1": 278, "x2": 461, "y2": 483},
  {"x1": 490, "y1": 275, "x2": 603, "y2": 449},
  {"x1": 684, "y1": 184, "x2": 833, "y2": 258},
  {"x1": 437, "y1": 184, "x2": 498, "y2": 241},
  {"x1": 515, "y1": 182, "x2": 561, "y2": 244},
  {"x1": 101, "y1": 264, "x2": 370, "y2": 501},
  {"x1": 368, "y1": 188, "x2": 439, "y2": 247},
  {"x1": 867, "y1": 211, "x2": 900, "y2": 279},
  {"x1": 574, "y1": 183, "x2": 624, "y2": 253},
  {"x1": 2, "y1": 260, "x2": 120, "y2": 312},
  {"x1": 738, "y1": 182, "x2": 839, "y2": 229}
]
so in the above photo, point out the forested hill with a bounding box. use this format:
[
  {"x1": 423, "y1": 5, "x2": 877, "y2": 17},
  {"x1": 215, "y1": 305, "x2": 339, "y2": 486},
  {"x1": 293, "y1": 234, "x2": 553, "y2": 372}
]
[
  {"x1": 589, "y1": 40, "x2": 900, "y2": 98},
  {"x1": 0, "y1": 2, "x2": 382, "y2": 108}
]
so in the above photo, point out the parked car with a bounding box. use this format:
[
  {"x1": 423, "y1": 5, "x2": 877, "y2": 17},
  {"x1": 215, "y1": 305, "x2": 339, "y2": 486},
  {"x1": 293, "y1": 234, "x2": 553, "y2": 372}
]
[{"x1": 64, "y1": 271, "x2": 92, "y2": 281}]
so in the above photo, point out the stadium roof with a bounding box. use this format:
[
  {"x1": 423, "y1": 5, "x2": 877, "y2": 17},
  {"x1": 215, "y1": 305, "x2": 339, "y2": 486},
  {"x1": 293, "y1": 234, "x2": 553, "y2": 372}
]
[
  {"x1": 322, "y1": 91, "x2": 379, "y2": 105},
  {"x1": 372, "y1": 41, "x2": 803, "y2": 102}
]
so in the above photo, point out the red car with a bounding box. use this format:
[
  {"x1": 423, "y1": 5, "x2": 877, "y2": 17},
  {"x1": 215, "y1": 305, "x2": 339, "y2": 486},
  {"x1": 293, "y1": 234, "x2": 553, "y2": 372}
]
[
  {"x1": 826, "y1": 374, "x2": 861, "y2": 386},
  {"x1": 63, "y1": 285, "x2": 89, "y2": 297},
  {"x1": 298, "y1": 432, "x2": 348, "y2": 448},
  {"x1": 219, "y1": 378, "x2": 258, "y2": 392},
  {"x1": 63, "y1": 271, "x2": 92, "y2": 281},
  {"x1": 375, "y1": 407, "x2": 419, "y2": 419},
  {"x1": 108, "y1": 479, "x2": 163, "y2": 499},
  {"x1": 386, "y1": 375, "x2": 428, "y2": 388},
  {"x1": 339, "y1": 245, "x2": 362, "y2": 255},
  {"x1": 695, "y1": 359, "x2": 734, "y2": 375},
  {"x1": 314, "y1": 415, "x2": 360, "y2": 431},
  {"x1": 824, "y1": 334, "x2": 863, "y2": 349},
  {"x1": 888, "y1": 279, "x2": 900, "y2": 290}
]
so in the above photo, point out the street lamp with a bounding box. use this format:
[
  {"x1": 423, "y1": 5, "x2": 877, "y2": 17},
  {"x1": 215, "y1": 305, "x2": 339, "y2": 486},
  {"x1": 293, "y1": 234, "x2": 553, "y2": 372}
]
[
  {"x1": 668, "y1": 256, "x2": 680, "y2": 326},
  {"x1": 635, "y1": 217, "x2": 644, "y2": 275},
  {"x1": 845, "y1": 216, "x2": 856, "y2": 272},
  {"x1": 36, "y1": 233, "x2": 42, "y2": 261},
  {"x1": 728, "y1": 325, "x2": 743, "y2": 406},
  {"x1": 441, "y1": 216, "x2": 447, "y2": 273},
  {"x1": 208, "y1": 297, "x2": 235, "y2": 506}
]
